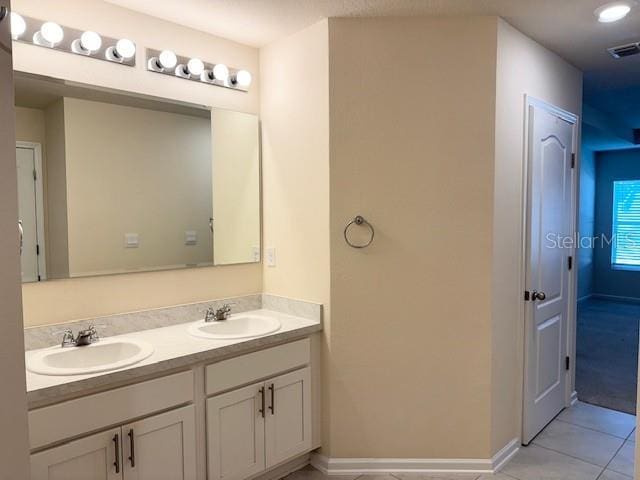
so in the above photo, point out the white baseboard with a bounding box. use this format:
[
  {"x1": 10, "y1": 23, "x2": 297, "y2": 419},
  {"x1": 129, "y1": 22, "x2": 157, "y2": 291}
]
[
  {"x1": 310, "y1": 438, "x2": 519, "y2": 475},
  {"x1": 592, "y1": 293, "x2": 640, "y2": 304},
  {"x1": 492, "y1": 438, "x2": 520, "y2": 472},
  {"x1": 570, "y1": 391, "x2": 579, "y2": 406}
]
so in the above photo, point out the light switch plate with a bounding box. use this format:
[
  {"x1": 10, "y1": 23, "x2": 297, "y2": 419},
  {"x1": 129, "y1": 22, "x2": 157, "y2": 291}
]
[
  {"x1": 266, "y1": 247, "x2": 276, "y2": 267},
  {"x1": 185, "y1": 230, "x2": 198, "y2": 245},
  {"x1": 124, "y1": 233, "x2": 139, "y2": 248},
  {"x1": 252, "y1": 246, "x2": 261, "y2": 262}
]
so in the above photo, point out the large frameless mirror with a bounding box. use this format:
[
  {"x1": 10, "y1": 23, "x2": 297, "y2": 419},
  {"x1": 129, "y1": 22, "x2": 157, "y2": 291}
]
[{"x1": 14, "y1": 73, "x2": 260, "y2": 282}]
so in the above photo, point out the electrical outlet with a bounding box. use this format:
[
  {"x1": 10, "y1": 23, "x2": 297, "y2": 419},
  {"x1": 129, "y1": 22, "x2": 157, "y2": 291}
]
[
  {"x1": 124, "y1": 233, "x2": 139, "y2": 248},
  {"x1": 266, "y1": 247, "x2": 276, "y2": 267},
  {"x1": 185, "y1": 230, "x2": 197, "y2": 245}
]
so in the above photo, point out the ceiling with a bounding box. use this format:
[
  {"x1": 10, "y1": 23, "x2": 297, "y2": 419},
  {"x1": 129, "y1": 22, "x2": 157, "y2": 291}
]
[{"x1": 106, "y1": 0, "x2": 640, "y2": 87}]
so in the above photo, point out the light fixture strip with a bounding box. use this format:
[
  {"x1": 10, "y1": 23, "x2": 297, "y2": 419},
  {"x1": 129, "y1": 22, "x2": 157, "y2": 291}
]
[
  {"x1": 145, "y1": 48, "x2": 250, "y2": 92},
  {"x1": 11, "y1": 14, "x2": 136, "y2": 67}
]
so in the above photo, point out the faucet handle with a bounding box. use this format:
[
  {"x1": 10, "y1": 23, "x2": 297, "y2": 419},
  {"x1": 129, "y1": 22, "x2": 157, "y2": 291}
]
[{"x1": 59, "y1": 329, "x2": 76, "y2": 347}]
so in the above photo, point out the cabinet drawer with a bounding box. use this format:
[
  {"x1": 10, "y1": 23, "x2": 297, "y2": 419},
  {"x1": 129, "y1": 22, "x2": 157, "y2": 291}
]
[
  {"x1": 206, "y1": 339, "x2": 310, "y2": 396},
  {"x1": 29, "y1": 371, "x2": 194, "y2": 450}
]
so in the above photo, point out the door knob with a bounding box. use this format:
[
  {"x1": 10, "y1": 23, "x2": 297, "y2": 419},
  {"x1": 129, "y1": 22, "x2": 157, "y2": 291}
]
[{"x1": 532, "y1": 291, "x2": 546, "y2": 301}]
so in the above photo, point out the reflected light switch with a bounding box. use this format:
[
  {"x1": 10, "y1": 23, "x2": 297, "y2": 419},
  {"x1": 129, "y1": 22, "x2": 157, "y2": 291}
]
[
  {"x1": 185, "y1": 230, "x2": 197, "y2": 246},
  {"x1": 266, "y1": 247, "x2": 276, "y2": 267},
  {"x1": 125, "y1": 233, "x2": 139, "y2": 248},
  {"x1": 252, "y1": 246, "x2": 260, "y2": 262}
]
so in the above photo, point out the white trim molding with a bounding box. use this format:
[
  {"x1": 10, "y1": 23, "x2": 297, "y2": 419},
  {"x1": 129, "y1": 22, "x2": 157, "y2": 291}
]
[
  {"x1": 310, "y1": 438, "x2": 519, "y2": 475},
  {"x1": 570, "y1": 391, "x2": 579, "y2": 406},
  {"x1": 592, "y1": 293, "x2": 640, "y2": 305}
]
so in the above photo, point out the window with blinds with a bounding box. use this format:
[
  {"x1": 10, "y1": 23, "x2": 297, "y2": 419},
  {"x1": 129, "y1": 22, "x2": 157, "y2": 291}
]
[{"x1": 612, "y1": 180, "x2": 640, "y2": 269}]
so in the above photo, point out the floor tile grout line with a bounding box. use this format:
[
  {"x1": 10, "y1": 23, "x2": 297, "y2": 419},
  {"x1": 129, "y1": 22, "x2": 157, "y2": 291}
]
[
  {"x1": 531, "y1": 442, "x2": 612, "y2": 471},
  {"x1": 554, "y1": 418, "x2": 635, "y2": 440},
  {"x1": 595, "y1": 435, "x2": 631, "y2": 479},
  {"x1": 625, "y1": 428, "x2": 636, "y2": 442}
]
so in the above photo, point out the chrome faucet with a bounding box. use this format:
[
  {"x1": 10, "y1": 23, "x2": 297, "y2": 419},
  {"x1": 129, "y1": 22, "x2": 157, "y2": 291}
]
[
  {"x1": 205, "y1": 303, "x2": 234, "y2": 322},
  {"x1": 61, "y1": 326, "x2": 100, "y2": 347}
]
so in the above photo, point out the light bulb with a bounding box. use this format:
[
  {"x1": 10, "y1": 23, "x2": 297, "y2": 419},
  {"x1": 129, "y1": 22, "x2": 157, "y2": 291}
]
[
  {"x1": 40, "y1": 21, "x2": 64, "y2": 46},
  {"x1": 158, "y1": 50, "x2": 177, "y2": 69},
  {"x1": 10, "y1": 12, "x2": 26, "y2": 39},
  {"x1": 80, "y1": 31, "x2": 101, "y2": 52},
  {"x1": 234, "y1": 70, "x2": 252, "y2": 88},
  {"x1": 115, "y1": 38, "x2": 136, "y2": 59},
  {"x1": 187, "y1": 58, "x2": 204, "y2": 76},
  {"x1": 596, "y1": 2, "x2": 632, "y2": 22},
  {"x1": 212, "y1": 63, "x2": 229, "y2": 82}
]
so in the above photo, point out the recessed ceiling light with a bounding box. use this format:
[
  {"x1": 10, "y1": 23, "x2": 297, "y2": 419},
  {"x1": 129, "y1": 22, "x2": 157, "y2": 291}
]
[{"x1": 595, "y1": 2, "x2": 632, "y2": 23}]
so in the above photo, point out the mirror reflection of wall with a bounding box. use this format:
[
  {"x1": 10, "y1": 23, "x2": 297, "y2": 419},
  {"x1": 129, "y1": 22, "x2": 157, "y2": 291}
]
[{"x1": 14, "y1": 74, "x2": 260, "y2": 283}]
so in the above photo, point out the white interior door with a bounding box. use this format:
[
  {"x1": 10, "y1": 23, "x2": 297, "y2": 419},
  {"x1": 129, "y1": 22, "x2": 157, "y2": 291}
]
[
  {"x1": 16, "y1": 145, "x2": 39, "y2": 282},
  {"x1": 523, "y1": 100, "x2": 576, "y2": 444},
  {"x1": 30, "y1": 427, "x2": 122, "y2": 480}
]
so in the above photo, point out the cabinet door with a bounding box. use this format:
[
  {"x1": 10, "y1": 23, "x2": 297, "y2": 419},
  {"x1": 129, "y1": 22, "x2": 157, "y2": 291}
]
[
  {"x1": 265, "y1": 367, "x2": 311, "y2": 468},
  {"x1": 122, "y1": 405, "x2": 196, "y2": 480},
  {"x1": 30, "y1": 427, "x2": 122, "y2": 480},
  {"x1": 206, "y1": 382, "x2": 265, "y2": 480}
]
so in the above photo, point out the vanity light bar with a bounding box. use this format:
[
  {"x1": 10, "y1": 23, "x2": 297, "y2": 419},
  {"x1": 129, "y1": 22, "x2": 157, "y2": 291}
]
[
  {"x1": 146, "y1": 48, "x2": 251, "y2": 92},
  {"x1": 10, "y1": 13, "x2": 136, "y2": 67}
]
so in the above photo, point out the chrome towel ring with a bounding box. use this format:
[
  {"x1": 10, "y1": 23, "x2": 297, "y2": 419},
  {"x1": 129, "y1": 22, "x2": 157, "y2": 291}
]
[{"x1": 344, "y1": 215, "x2": 375, "y2": 249}]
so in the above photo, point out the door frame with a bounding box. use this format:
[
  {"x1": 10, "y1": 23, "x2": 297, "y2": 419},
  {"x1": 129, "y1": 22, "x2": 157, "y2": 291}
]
[
  {"x1": 520, "y1": 95, "x2": 579, "y2": 442},
  {"x1": 16, "y1": 140, "x2": 47, "y2": 281}
]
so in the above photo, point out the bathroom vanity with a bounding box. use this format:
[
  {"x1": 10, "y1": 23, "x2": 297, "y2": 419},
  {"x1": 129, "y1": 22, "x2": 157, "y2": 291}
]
[
  {"x1": 25, "y1": 303, "x2": 322, "y2": 480},
  {"x1": 13, "y1": 42, "x2": 321, "y2": 480}
]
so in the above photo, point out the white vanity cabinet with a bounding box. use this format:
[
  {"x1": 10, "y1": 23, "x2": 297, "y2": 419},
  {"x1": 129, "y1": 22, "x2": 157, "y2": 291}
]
[
  {"x1": 31, "y1": 427, "x2": 122, "y2": 480},
  {"x1": 206, "y1": 340, "x2": 312, "y2": 480},
  {"x1": 28, "y1": 337, "x2": 319, "y2": 480},
  {"x1": 121, "y1": 405, "x2": 197, "y2": 480},
  {"x1": 29, "y1": 372, "x2": 197, "y2": 480},
  {"x1": 31, "y1": 405, "x2": 196, "y2": 480}
]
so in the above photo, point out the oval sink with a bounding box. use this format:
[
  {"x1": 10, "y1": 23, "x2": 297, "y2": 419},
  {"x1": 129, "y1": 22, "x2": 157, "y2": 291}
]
[
  {"x1": 188, "y1": 315, "x2": 281, "y2": 340},
  {"x1": 26, "y1": 338, "x2": 154, "y2": 376}
]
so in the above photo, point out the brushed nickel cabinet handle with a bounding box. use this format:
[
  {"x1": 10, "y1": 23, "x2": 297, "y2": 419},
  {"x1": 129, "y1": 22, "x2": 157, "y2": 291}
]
[
  {"x1": 128, "y1": 429, "x2": 135, "y2": 467},
  {"x1": 268, "y1": 384, "x2": 275, "y2": 414},
  {"x1": 259, "y1": 386, "x2": 265, "y2": 418},
  {"x1": 113, "y1": 433, "x2": 120, "y2": 473}
]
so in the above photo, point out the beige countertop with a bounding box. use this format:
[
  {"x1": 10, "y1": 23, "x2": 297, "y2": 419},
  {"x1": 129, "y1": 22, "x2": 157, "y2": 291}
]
[{"x1": 25, "y1": 308, "x2": 321, "y2": 408}]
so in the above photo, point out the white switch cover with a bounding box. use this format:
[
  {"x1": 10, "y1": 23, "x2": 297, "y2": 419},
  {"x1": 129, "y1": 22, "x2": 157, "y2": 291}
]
[
  {"x1": 266, "y1": 247, "x2": 276, "y2": 267},
  {"x1": 252, "y1": 246, "x2": 261, "y2": 262},
  {"x1": 124, "y1": 233, "x2": 139, "y2": 248},
  {"x1": 185, "y1": 230, "x2": 198, "y2": 245}
]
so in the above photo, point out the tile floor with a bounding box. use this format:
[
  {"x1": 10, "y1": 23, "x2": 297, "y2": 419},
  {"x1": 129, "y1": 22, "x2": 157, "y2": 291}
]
[{"x1": 286, "y1": 402, "x2": 636, "y2": 480}]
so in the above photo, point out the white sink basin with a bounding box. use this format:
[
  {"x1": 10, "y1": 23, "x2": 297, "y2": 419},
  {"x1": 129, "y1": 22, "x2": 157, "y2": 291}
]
[
  {"x1": 26, "y1": 338, "x2": 154, "y2": 376},
  {"x1": 188, "y1": 315, "x2": 281, "y2": 340}
]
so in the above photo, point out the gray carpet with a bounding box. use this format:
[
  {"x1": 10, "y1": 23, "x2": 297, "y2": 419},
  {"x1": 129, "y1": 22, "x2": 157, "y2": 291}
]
[{"x1": 576, "y1": 298, "x2": 640, "y2": 415}]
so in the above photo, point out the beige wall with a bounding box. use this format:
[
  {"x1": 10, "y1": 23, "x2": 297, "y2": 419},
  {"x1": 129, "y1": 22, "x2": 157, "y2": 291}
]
[
  {"x1": 43, "y1": 98, "x2": 69, "y2": 279},
  {"x1": 15, "y1": 106, "x2": 45, "y2": 144},
  {"x1": 63, "y1": 98, "x2": 213, "y2": 276},
  {"x1": 327, "y1": 17, "x2": 498, "y2": 458},
  {"x1": 491, "y1": 18, "x2": 582, "y2": 453},
  {"x1": 14, "y1": 0, "x2": 262, "y2": 326},
  {"x1": 261, "y1": 15, "x2": 583, "y2": 462},
  {"x1": 260, "y1": 18, "x2": 331, "y2": 446},
  {"x1": 0, "y1": 0, "x2": 31, "y2": 474},
  {"x1": 212, "y1": 109, "x2": 260, "y2": 265}
]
